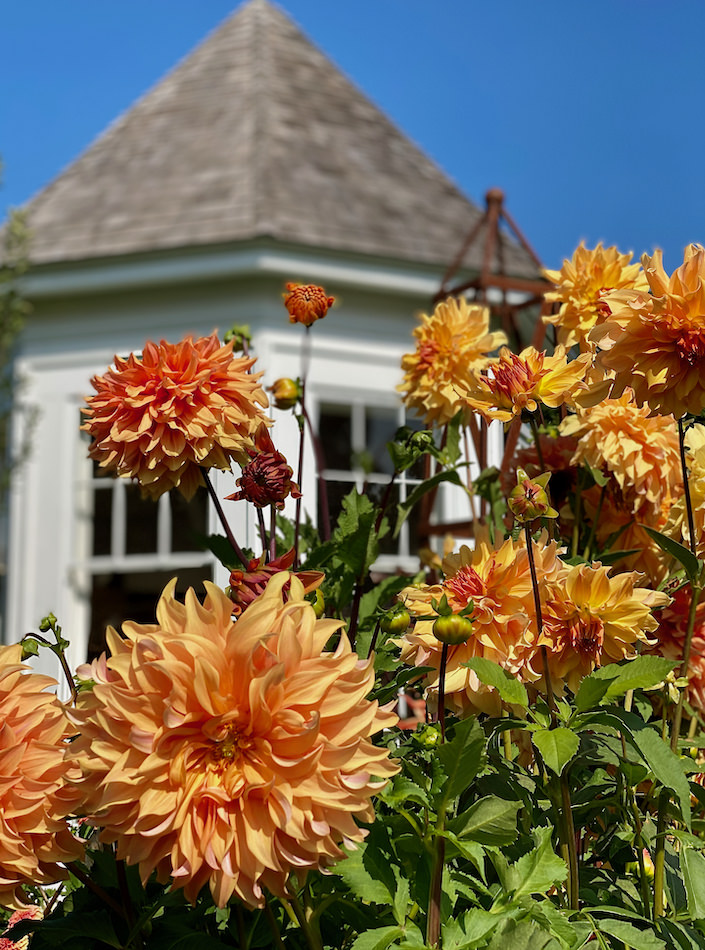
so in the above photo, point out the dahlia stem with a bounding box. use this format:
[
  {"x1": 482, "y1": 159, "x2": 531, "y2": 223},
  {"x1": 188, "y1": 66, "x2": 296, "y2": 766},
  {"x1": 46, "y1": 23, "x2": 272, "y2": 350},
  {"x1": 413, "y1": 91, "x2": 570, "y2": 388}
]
[
  {"x1": 288, "y1": 892, "x2": 323, "y2": 950},
  {"x1": 257, "y1": 507, "x2": 269, "y2": 561},
  {"x1": 302, "y1": 402, "x2": 331, "y2": 541},
  {"x1": 678, "y1": 416, "x2": 697, "y2": 557},
  {"x1": 583, "y1": 483, "x2": 606, "y2": 562},
  {"x1": 263, "y1": 899, "x2": 287, "y2": 950},
  {"x1": 523, "y1": 523, "x2": 557, "y2": 721},
  {"x1": 66, "y1": 862, "x2": 126, "y2": 920},
  {"x1": 437, "y1": 642, "x2": 449, "y2": 742},
  {"x1": 293, "y1": 327, "x2": 312, "y2": 568},
  {"x1": 559, "y1": 774, "x2": 579, "y2": 910},
  {"x1": 270, "y1": 506, "x2": 277, "y2": 562},
  {"x1": 200, "y1": 468, "x2": 249, "y2": 569}
]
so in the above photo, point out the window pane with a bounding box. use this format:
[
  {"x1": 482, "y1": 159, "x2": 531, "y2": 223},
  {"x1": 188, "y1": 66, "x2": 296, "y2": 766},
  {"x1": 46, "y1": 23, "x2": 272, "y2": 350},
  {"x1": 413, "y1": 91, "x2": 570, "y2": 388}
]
[
  {"x1": 125, "y1": 485, "x2": 159, "y2": 554},
  {"x1": 92, "y1": 487, "x2": 112, "y2": 556},
  {"x1": 365, "y1": 407, "x2": 398, "y2": 475},
  {"x1": 87, "y1": 566, "x2": 214, "y2": 659},
  {"x1": 170, "y1": 486, "x2": 209, "y2": 552},
  {"x1": 319, "y1": 405, "x2": 351, "y2": 471}
]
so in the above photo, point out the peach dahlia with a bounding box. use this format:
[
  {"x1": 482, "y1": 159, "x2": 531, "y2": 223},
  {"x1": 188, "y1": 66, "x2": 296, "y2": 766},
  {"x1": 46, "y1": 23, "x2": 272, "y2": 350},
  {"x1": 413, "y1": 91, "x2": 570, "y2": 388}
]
[{"x1": 69, "y1": 574, "x2": 398, "y2": 908}]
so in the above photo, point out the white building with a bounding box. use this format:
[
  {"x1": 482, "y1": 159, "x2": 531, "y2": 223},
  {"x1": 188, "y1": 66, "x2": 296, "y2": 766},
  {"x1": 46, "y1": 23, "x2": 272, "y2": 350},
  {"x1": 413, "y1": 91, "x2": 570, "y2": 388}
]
[{"x1": 4, "y1": 0, "x2": 538, "y2": 672}]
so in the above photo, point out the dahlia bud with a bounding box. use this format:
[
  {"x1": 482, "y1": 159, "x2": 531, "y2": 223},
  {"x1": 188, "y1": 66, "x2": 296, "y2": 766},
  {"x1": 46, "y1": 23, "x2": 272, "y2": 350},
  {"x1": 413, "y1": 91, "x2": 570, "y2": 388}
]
[
  {"x1": 380, "y1": 604, "x2": 411, "y2": 635},
  {"x1": 226, "y1": 426, "x2": 301, "y2": 510},
  {"x1": 223, "y1": 323, "x2": 253, "y2": 353},
  {"x1": 283, "y1": 283, "x2": 335, "y2": 327},
  {"x1": 433, "y1": 613, "x2": 474, "y2": 645},
  {"x1": 269, "y1": 377, "x2": 302, "y2": 411},
  {"x1": 508, "y1": 469, "x2": 558, "y2": 523}
]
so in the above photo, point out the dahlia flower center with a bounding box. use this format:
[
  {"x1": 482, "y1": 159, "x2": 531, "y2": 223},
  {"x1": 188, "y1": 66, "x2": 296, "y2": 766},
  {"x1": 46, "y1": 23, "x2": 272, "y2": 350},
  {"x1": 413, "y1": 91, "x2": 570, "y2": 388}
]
[
  {"x1": 491, "y1": 354, "x2": 540, "y2": 401},
  {"x1": 675, "y1": 327, "x2": 705, "y2": 366},
  {"x1": 417, "y1": 340, "x2": 441, "y2": 373},
  {"x1": 210, "y1": 725, "x2": 254, "y2": 767},
  {"x1": 445, "y1": 566, "x2": 484, "y2": 609},
  {"x1": 566, "y1": 610, "x2": 605, "y2": 659},
  {"x1": 595, "y1": 288, "x2": 612, "y2": 318}
]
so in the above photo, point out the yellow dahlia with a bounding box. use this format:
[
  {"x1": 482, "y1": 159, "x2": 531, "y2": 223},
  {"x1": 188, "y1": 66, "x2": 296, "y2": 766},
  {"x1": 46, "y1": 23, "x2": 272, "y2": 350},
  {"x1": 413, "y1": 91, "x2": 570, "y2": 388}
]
[
  {"x1": 0, "y1": 645, "x2": 83, "y2": 908},
  {"x1": 398, "y1": 296, "x2": 507, "y2": 427},
  {"x1": 561, "y1": 389, "x2": 681, "y2": 517},
  {"x1": 593, "y1": 244, "x2": 705, "y2": 417},
  {"x1": 540, "y1": 564, "x2": 668, "y2": 694},
  {"x1": 462, "y1": 346, "x2": 591, "y2": 424},
  {"x1": 543, "y1": 242, "x2": 648, "y2": 350},
  {"x1": 69, "y1": 574, "x2": 397, "y2": 908},
  {"x1": 398, "y1": 531, "x2": 566, "y2": 715},
  {"x1": 83, "y1": 333, "x2": 269, "y2": 500}
]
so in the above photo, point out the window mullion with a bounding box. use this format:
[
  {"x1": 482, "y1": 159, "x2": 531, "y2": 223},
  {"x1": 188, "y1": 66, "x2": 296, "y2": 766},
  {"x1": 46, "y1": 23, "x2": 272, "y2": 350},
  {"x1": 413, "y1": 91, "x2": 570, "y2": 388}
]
[
  {"x1": 157, "y1": 493, "x2": 170, "y2": 557},
  {"x1": 112, "y1": 480, "x2": 126, "y2": 559}
]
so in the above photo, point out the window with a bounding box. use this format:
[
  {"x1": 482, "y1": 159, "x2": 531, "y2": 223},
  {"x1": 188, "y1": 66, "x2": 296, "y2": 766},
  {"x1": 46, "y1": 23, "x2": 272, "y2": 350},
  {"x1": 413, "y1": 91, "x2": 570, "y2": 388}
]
[
  {"x1": 317, "y1": 400, "x2": 425, "y2": 572},
  {"x1": 77, "y1": 451, "x2": 214, "y2": 659}
]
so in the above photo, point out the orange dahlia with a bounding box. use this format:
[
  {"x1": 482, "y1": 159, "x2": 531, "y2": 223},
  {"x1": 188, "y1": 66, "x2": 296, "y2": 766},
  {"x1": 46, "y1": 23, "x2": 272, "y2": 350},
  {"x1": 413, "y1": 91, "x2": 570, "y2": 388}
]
[
  {"x1": 69, "y1": 574, "x2": 397, "y2": 908},
  {"x1": 0, "y1": 645, "x2": 83, "y2": 907},
  {"x1": 398, "y1": 531, "x2": 566, "y2": 715},
  {"x1": 540, "y1": 564, "x2": 668, "y2": 694},
  {"x1": 593, "y1": 244, "x2": 705, "y2": 417},
  {"x1": 561, "y1": 389, "x2": 681, "y2": 517},
  {"x1": 398, "y1": 296, "x2": 506, "y2": 427},
  {"x1": 283, "y1": 283, "x2": 334, "y2": 327},
  {"x1": 83, "y1": 333, "x2": 269, "y2": 500},
  {"x1": 462, "y1": 345, "x2": 591, "y2": 424},
  {"x1": 543, "y1": 242, "x2": 648, "y2": 350}
]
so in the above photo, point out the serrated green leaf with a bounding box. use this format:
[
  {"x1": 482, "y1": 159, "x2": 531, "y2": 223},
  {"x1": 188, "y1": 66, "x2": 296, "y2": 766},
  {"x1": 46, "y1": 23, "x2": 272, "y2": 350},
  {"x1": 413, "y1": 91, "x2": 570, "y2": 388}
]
[
  {"x1": 632, "y1": 727, "x2": 691, "y2": 828},
  {"x1": 503, "y1": 827, "x2": 567, "y2": 900},
  {"x1": 487, "y1": 918, "x2": 563, "y2": 950},
  {"x1": 604, "y1": 656, "x2": 677, "y2": 699},
  {"x1": 392, "y1": 869, "x2": 410, "y2": 926},
  {"x1": 9, "y1": 911, "x2": 123, "y2": 948},
  {"x1": 597, "y1": 918, "x2": 665, "y2": 949},
  {"x1": 640, "y1": 525, "x2": 701, "y2": 582},
  {"x1": 459, "y1": 908, "x2": 500, "y2": 945},
  {"x1": 531, "y1": 900, "x2": 577, "y2": 948},
  {"x1": 381, "y1": 775, "x2": 429, "y2": 809},
  {"x1": 437, "y1": 717, "x2": 486, "y2": 806},
  {"x1": 349, "y1": 926, "x2": 404, "y2": 950},
  {"x1": 682, "y1": 847, "x2": 705, "y2": 920},
  {"x1": 449, "y1": 795, "x2": 521, "y2": 845},
  {"x1": 574, "y1": 668, "x2": 620, "y2": 711},
  {"x1": 462, "y1": 657, "x2": 529, "y2": 708},
  {"x1": 333, "y1": 842, "x2": 394, "y2": 904},
  {"x1": 532, "y1": 727, "x2": 580, "y2": 775}
]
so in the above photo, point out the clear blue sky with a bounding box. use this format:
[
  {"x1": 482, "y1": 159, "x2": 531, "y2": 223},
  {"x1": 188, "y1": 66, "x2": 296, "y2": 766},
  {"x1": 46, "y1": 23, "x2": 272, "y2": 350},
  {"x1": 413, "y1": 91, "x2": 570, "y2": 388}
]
[{"x1": 1, "y1": 0, "x2": 703, "y2": 273}]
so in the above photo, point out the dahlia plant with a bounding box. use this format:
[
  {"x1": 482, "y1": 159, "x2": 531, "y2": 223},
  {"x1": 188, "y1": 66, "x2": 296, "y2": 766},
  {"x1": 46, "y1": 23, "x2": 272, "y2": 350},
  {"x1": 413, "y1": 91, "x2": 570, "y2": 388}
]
[{"x1": 5, "y1": 249, "x2": 705, "y2": 950}]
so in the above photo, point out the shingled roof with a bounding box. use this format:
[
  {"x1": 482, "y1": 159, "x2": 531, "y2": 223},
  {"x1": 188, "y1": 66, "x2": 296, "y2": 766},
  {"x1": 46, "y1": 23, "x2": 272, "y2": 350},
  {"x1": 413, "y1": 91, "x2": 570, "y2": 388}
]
[{"x1": 21, "y1": 0, "x2": 537, "y2": 277}]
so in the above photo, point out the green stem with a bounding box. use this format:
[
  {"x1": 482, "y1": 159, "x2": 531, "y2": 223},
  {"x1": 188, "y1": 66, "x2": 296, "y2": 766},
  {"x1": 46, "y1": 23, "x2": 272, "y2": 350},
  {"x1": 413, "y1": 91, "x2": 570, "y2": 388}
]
[
  {"x1": 560, "y1": 774, "x2": 579, "y2": 910},
  {"x1": 288, "y1": 892, "x2": 323, "y2": 950},
  {"x1": 653, "y1": 790, "x2": 669, "y2": 919},
  {"x1": 583, "y1": 483, "x2": 606, "y2": 562}
]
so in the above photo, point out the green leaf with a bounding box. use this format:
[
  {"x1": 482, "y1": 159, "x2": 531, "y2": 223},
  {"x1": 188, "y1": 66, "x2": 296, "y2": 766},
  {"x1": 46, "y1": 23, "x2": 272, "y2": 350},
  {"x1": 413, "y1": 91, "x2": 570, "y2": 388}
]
[
  {"x1": 459, "y1": 908, "x2": 500, "y2": 945},
  {"x1": 640, "y1": 525, "x2": 701, "y2": 582},
  {"x1": 487, "y1": 919, "x2": 563, "y2": 950},
  {"x1": 10, "y1": 912, "x2": 123, "y2": 949},
  {"x1": 333, "y1": 489, "x2": 383, "y2": 575},
  {"x1": 596, "y1": 918, "x2": 666, "y2": 949},
  {"x1": 501, "y1": 827, "x2": 567, "y2": 900},
  {"x1": 575, "y1": 657, "x2": 677, "y2": 711},
  {"x1": 462, "y1": 657, "x2": 529, "y2": 708},
  {"x1": 632, "y1": 727, "x2": 692, "y2": 828},
  {"x1": 437, "y1": 717, "x2": 486, "y2": 806},
  {"x1": 333, "y1": 841, "x2": 395, "y2": 904},
  {"x1": 437, "y1": 413, "x2": 462, "y2": 466},
  {"x1": 532, "y1": 727, "x2": 580, "y2": 776},
  {"x1": 392, "y1": 871, "x2": 411, "y2": 926},
  {"x1": 349, "y1": 927, "x2": 404, "y2": 950},
  {"x1": 448, "y1": 795, "x2": 521, "y2": 845},
  {"x1": 583, "y1": 459, "x2": 609, "y2": 488},
  {"x1": 380, "y1": 775, "x2": 429, "y2": 809},
  {"x1": 682, "y1": 847, "x2": 705, "y2": 920},
  {"x1": 394, "y1": 470, "x2": 463, "y2": 538}
]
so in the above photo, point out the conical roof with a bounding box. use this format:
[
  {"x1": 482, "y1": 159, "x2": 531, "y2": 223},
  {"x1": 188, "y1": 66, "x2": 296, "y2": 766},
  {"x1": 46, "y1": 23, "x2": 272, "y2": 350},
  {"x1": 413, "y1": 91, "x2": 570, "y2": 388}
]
[{"x1": 21, "y1": 0, "x2": 537, "y2": 276}]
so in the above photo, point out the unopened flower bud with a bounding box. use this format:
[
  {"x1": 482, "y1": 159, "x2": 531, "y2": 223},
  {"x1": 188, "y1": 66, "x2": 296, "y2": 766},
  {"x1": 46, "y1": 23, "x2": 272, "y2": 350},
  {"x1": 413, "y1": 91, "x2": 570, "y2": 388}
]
[
  {"x1": 283, "y1": 283, "x2": 335, "y2": 327},
  {"x1": 381, "y1": 604, "x2": 411, "y2": 635},
  {"x1": 269, "y1": 377, "x2": 302, "y2": 410},
  {"x1": 508, "y1": 469, "x2": 558, "y2": 523},
  {"x1": 433, "y1": 613, "x2": 474, "y2": 645}
]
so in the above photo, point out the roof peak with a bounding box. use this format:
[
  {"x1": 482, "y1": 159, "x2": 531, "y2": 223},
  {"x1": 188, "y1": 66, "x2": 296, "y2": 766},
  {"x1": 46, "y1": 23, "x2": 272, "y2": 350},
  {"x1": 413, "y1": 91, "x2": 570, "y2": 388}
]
[{"x1": 20, "y1": 1, "x2": 536, "y2": 277}]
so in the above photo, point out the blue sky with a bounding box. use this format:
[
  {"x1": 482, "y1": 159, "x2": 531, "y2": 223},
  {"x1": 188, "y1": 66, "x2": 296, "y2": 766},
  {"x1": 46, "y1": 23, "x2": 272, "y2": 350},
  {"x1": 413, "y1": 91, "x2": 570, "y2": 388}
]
[{"x1": 2, "y1": 0, "x2": 704, "y2": 272}]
